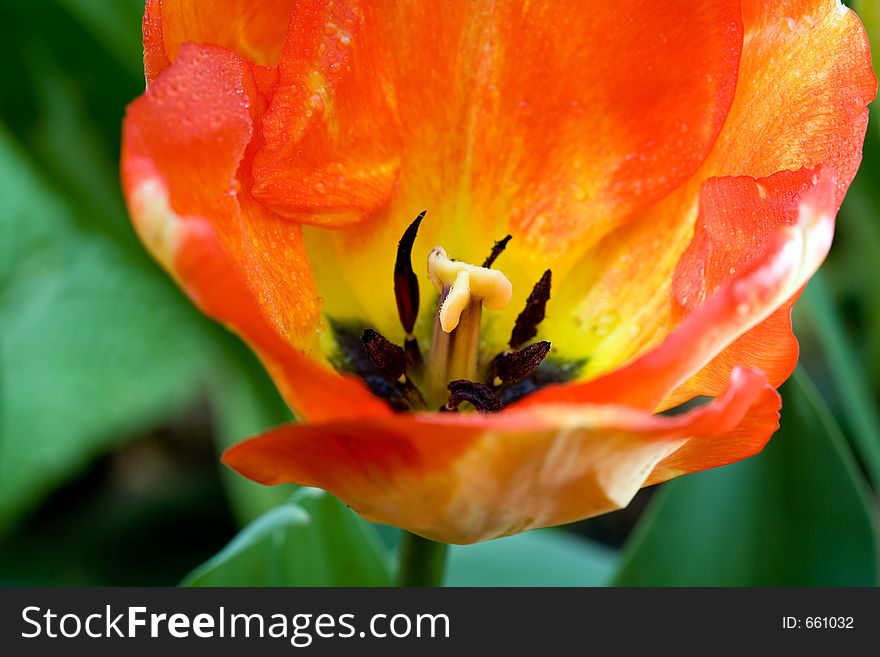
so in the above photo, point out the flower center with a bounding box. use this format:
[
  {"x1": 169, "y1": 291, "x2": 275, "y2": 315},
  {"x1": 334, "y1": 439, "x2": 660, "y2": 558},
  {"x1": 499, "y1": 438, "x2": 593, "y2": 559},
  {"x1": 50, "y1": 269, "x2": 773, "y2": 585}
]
[
  {"x1": 333, "y1": 212, "x2": 567, "y2": 413},
  {"x1": 425, "y1": 245, "x2": 512, "y2": 405}
]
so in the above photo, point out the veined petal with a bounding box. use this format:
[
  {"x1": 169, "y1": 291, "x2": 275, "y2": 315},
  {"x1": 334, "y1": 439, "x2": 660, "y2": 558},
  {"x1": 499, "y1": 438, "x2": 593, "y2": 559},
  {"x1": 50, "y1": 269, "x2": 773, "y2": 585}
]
[
  {"x1": 122, "y1": 43, "x2": 389, "y2": 422},
  {"x1": 704, "y1": 0, "x2": 875, "y2": 190},
  {"x1": 545, "y1": 0, "x2": 873, "y2": 396},
  {"x1": 659, "y1": 169, "x2": 824, "y2": 408},
  {"x1": 251, "y1": 0, "x2": 403, "y2": 225},
  {"x1": 143, "y1": 0, "x2": 296, "y2": 82},
  {"x1": 224, "y1": 367, "x2": 778, "y2": 544},
  {"x1": 268, "y1": 0, "x2": 744, "y2": 341},
  {"x1": 645, "y1": 375, "x2": 782, "y2": 487},
  {"x1": 522, "y1": 169, "x2": 837, "y2": 412},
  {"x1": 650, "y1": 0, "x2": 876, "y2": 405}
]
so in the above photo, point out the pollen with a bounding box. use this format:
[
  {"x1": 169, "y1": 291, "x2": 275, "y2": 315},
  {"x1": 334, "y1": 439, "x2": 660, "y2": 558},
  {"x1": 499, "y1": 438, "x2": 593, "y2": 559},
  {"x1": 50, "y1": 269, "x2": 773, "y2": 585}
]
[
  {"x1": 350, "y1": 212, "x2": 554, "y2": 414},
  {"x1": 427, "y1": 246, "x2": 513, "y2": 332}
]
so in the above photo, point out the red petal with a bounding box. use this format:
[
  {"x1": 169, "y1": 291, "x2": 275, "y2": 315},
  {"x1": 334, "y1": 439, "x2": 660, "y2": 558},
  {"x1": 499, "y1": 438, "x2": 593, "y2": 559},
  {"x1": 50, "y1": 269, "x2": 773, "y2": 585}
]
[
  {"x1": 251, "y1": 0, "x2": 745, "y2": 339},
  {"x1": 520, "y1": 169, "x2": 838, "y2": 412},
  {"x1": 123, "y1": 44, "x2": 390, "y2": 422},
  {"x1": 544, "y1": 0, "x2": 873, "y2": 392},
  {"x1": 704, "y1": 0, "x2": 876, "y2": 194},
  {"x1": 224, "y1": 367, "x2": 778, "y2": 544},
  {"x1": 143, "y1": 0, "x2": 297, "y2": 82},
  {"x1": 250, "y1": 0, "x2": 403, "y2": 224}
]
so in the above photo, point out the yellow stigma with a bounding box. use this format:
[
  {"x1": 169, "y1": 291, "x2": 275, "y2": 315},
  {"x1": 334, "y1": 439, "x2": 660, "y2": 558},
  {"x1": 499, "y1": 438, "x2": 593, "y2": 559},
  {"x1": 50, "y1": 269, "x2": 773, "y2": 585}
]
[{"x1": 427, "y1": 246, "x2": 513, "y2": 332}]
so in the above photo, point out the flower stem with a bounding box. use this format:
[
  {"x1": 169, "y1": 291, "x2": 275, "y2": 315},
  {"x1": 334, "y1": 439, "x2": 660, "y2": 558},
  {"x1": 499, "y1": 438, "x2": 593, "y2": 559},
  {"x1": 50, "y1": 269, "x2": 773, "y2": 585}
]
[{"x1": 396, "y1": 531, "x2": 449, "y2": 587}]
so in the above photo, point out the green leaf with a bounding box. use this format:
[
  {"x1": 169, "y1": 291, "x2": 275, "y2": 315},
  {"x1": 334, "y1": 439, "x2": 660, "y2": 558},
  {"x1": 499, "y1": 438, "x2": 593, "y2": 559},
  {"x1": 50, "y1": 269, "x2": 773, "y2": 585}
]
[
  {"x1": 612, "y1": 369, "x2": 879, "y2": 586},
  {"x1": 0, "y1": 127, "x2": 217, "y2": 534},
  {"x1": 446, "y1": 530, "x2": 617, "y2": 586},
  {"x1": 797, "y1": 273, "x2": 880, "y2": 489},
  {"x1": 182, "y1": 489, "x2": 392, "y2": 586},
  {"x1": 854, "y1": 3, "x2": 880, "y2": 83},
  {"x1": 54, "y1": 0, "x2": 145, "y2": 79},
  {"x1": 209, "y1": 341, "x2": 297, "y2": 525}
]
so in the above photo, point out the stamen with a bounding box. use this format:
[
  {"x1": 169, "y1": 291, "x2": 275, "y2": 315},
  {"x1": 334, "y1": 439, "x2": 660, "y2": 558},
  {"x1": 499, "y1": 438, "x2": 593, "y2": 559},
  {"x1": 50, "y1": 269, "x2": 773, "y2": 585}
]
[
  {"x1": 427, "y1": 246, "x2": 512, "y2": 332},
  {"x1": 350, "y1": 218, "x2": 562, "y2": 413},
  {"x1": 482, "y1": 234, "x2": 512, "y2": 268},
  {"x1": 361, "y1": 328, "x2": 427, "y2": 411},
  {"x1": 394, "y1": 211, "x2": 425, "y2": 335},
  {"x1": 426, "y1": 246, "x2": 512, "y2": 406},
  {"x1": 362, "y1": 328, "x2": 406, "y2": 383},
  {"x1": 510, "y1": 269, "x2": 552, "y2": 348},
  {"x1": 445, "y1": 380, "x2": 504, "y2": 413},
  {"x1": 488, "y1": 340, "x2": 551, "y2": 387}
]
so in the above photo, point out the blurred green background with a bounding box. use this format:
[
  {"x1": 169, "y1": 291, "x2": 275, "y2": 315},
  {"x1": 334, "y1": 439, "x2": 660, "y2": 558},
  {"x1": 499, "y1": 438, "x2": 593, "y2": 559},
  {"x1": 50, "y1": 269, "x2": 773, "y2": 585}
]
[{"x1": 0, "y1": 1, "x2": 878, "y2": 586}]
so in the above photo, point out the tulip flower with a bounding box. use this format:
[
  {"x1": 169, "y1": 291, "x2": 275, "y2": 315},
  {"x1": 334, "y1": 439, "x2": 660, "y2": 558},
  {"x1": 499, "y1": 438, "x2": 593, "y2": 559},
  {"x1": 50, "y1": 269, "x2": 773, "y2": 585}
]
[{"x1": 122, "y1": 0, "x2": 875, "y2": 550}]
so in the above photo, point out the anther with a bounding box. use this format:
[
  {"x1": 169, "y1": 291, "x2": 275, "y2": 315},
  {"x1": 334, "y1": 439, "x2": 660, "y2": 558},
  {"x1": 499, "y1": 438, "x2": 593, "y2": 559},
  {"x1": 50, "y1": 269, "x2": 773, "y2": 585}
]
[
  {"x1": 394, "y1": 212, "x2": 425, "y2": 335},
  {"x1": 482, "y1": 234, "x2": 512, "y2": 268},
  {"x1": 445, "y1": 380, "x2": 504, "y2": 413},
  {"x1": 510, "y1": 269, "x2": 552, "y2": 348},
  {"x1": 362, "y1": 328, "x2": 406, "y2": 382},
  {"x1": 488, "y1": 340, "x2": 551, "y2": 387}
]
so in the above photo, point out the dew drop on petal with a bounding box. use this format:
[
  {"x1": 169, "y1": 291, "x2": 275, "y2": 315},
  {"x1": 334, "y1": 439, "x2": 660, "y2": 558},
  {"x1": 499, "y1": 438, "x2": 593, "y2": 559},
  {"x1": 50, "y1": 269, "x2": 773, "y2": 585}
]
[{"x1": 592, "y1": 311, "x2": 620, "y2": 337}]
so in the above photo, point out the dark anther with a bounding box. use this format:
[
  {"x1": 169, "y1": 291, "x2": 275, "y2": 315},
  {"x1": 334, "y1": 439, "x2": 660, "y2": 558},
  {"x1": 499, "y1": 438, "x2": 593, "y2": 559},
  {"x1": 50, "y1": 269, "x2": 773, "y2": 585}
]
[
  {"x1": 488, "y1": 341, "x2": 551, "y2": 387},
  {"x1": 445, "y1": 380, "x2": 504, "y2": 413},
  {"x1": 363, "y1": 375, "x2": 409, "y2": 412},
  {"x1": 510, "y1": 269, "x2": 552, "y2": 348},
  {"x1": 394, "y1": 211, "x2": 425, "y2": 335},
  {"x1": 482, "y1": 234, "x2": 512, "y2": 268},
  {"x1": 362, "y1": 328, "x2": 406, "y2": 382}
]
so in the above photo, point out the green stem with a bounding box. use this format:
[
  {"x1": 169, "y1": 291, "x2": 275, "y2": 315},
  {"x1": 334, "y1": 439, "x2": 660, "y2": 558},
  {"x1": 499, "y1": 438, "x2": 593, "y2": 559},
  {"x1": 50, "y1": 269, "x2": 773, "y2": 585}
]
[{"x1": 396, "y1": 531, "x2": 449, "y2": 587}]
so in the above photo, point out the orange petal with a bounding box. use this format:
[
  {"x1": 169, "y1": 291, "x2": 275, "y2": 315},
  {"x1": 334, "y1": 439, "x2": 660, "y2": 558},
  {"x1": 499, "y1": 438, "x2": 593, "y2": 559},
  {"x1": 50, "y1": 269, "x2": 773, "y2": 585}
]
[
  {"x1": 646, "y1": 376, "x2": 782, "y2": 488},
  {"x1": 657, "y1": 165, "x2": 849, "y2": 408},
  {"x1": 658, "y1": 170, "x2": 823, "y2": 406},
  {"x1": 265, "y1": 0, "x2": 745, "y2": 339},
  {"x1": 143, "y1": 0, "x2": 297, "y2": 82},
  {"x1": 652, "y1": 0, "x2": 876, "y2": 405},
  {"x1": 545, "y1": 0, "x2": 873, "y2": 388},
  {"x1": 520, "y1": 168, "x2": 838, "y2": 412},
  {"x1": 224, "y1": 367, "x2": 779, "y2": 544},
  {"x1": 250, "y1": 0, "x2": 403, "y2": 225},
  {"x1": 659, "y1": 296, "x2": 799, "y2": 411},
  {"x1": 122, "y1": 43, "x2": 390, "y2": 422},
  {"x1": 703, "y1": 0, "x2": 876, "y2": 193}
]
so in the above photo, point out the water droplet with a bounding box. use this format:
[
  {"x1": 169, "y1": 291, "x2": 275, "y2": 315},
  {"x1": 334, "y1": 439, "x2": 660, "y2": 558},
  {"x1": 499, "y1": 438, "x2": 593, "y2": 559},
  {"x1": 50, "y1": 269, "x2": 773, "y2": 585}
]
[
  {"x1": 592, "y1": 311, "x2": 620, "y2": 337},
  {"x1": 570, "y1": 183, "x2": 587, "y2": 202}
]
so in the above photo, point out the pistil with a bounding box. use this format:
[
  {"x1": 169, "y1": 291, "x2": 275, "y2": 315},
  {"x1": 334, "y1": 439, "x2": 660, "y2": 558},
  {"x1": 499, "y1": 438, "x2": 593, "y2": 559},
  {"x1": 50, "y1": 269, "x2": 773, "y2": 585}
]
[
  {"x1": 353, "y1": 212, "x2": 556, "y2": 413},
  {"x1": 425, "y1": 246, "x2": 512, "y2": 407}
]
